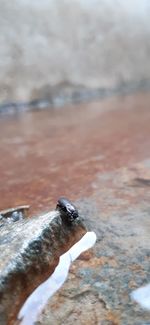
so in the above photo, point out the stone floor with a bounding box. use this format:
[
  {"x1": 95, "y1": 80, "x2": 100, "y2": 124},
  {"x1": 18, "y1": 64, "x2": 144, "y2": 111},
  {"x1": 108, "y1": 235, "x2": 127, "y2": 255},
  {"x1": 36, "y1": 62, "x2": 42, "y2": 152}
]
[
  {"x1": 0, "y1": 91, "x2": 150, "y2": 324},
  {"x1": 38, "y1": 163, "x2": 150, "y2": 325}
]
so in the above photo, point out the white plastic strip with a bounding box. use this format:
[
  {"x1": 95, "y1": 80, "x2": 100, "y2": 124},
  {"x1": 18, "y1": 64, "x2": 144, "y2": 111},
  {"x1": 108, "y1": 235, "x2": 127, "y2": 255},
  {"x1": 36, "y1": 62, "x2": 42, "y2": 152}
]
[
  {"x1": 131, "y1": 283, "x2": 150, "y2": 310},
  {"x1": 18, "y1": 231, "x2": 97, "y2": 325}
]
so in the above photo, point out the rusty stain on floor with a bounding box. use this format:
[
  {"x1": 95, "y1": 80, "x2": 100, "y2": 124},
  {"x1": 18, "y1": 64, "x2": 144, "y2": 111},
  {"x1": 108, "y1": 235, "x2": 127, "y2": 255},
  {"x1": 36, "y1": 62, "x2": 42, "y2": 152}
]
[{"x1": 0, "y1": 91, "x2": 150, "y2": 324}]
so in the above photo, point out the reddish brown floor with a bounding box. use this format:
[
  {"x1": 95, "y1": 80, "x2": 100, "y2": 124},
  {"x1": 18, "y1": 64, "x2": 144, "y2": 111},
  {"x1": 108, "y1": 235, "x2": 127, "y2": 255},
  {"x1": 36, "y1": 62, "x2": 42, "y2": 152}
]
[{"x1": 0, "y1": 91, "x2": 150, "y2": 215}]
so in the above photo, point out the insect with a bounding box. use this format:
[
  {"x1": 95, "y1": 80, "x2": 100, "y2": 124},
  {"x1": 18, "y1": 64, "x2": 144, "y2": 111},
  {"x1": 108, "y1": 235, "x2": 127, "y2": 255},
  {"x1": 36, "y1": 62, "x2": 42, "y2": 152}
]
[{"x1": 56, "y1": 197, "x2": 79, "y2": 223}]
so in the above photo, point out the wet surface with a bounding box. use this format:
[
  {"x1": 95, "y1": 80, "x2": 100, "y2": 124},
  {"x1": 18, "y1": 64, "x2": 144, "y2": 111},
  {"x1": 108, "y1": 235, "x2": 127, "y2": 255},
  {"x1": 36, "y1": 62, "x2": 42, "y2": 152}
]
[
  {"x1": 0, "y1": 91, "x2": 150, "y2": 215},
  {"x1": 0, "y1": 91, "x2": 150, "y2": 324}
]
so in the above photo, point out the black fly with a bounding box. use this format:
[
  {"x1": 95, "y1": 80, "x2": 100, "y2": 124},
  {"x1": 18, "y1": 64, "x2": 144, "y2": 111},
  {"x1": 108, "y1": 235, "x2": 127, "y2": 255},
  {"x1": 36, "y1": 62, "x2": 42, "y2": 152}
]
[{"x1": 56, "y1": 197, "x2": 79, "y2": 224}]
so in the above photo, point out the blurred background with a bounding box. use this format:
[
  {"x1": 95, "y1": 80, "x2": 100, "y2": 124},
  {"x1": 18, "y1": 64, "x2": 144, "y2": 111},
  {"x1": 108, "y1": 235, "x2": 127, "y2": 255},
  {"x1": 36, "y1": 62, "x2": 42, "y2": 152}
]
[
  {"x1": 0, "y1": 0, "x2": 150, "y2": 109},
  {"x1": 0, "y1": 0, "x2": 150, "y2": 213}
]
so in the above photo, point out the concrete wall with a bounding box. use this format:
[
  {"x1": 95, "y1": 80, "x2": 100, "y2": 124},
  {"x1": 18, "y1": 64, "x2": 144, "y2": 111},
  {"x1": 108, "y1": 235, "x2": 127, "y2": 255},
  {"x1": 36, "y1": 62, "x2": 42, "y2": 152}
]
[{"x1": 0, "y1": 0, "x2": 150, "y2": 104}]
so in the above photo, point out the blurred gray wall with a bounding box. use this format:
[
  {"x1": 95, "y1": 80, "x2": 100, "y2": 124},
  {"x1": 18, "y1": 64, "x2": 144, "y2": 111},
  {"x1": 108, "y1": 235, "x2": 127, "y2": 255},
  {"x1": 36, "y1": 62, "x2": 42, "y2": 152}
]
[{"x1": 0, "y1": 0, "x2": 150, "y2": 104}]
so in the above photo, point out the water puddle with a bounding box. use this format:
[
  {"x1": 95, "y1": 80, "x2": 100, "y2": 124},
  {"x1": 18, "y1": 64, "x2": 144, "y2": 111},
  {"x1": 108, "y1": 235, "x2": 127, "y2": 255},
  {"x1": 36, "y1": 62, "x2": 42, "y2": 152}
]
[{"x1": 18, "y1": 231, "x2": 97, "y2": 325}]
